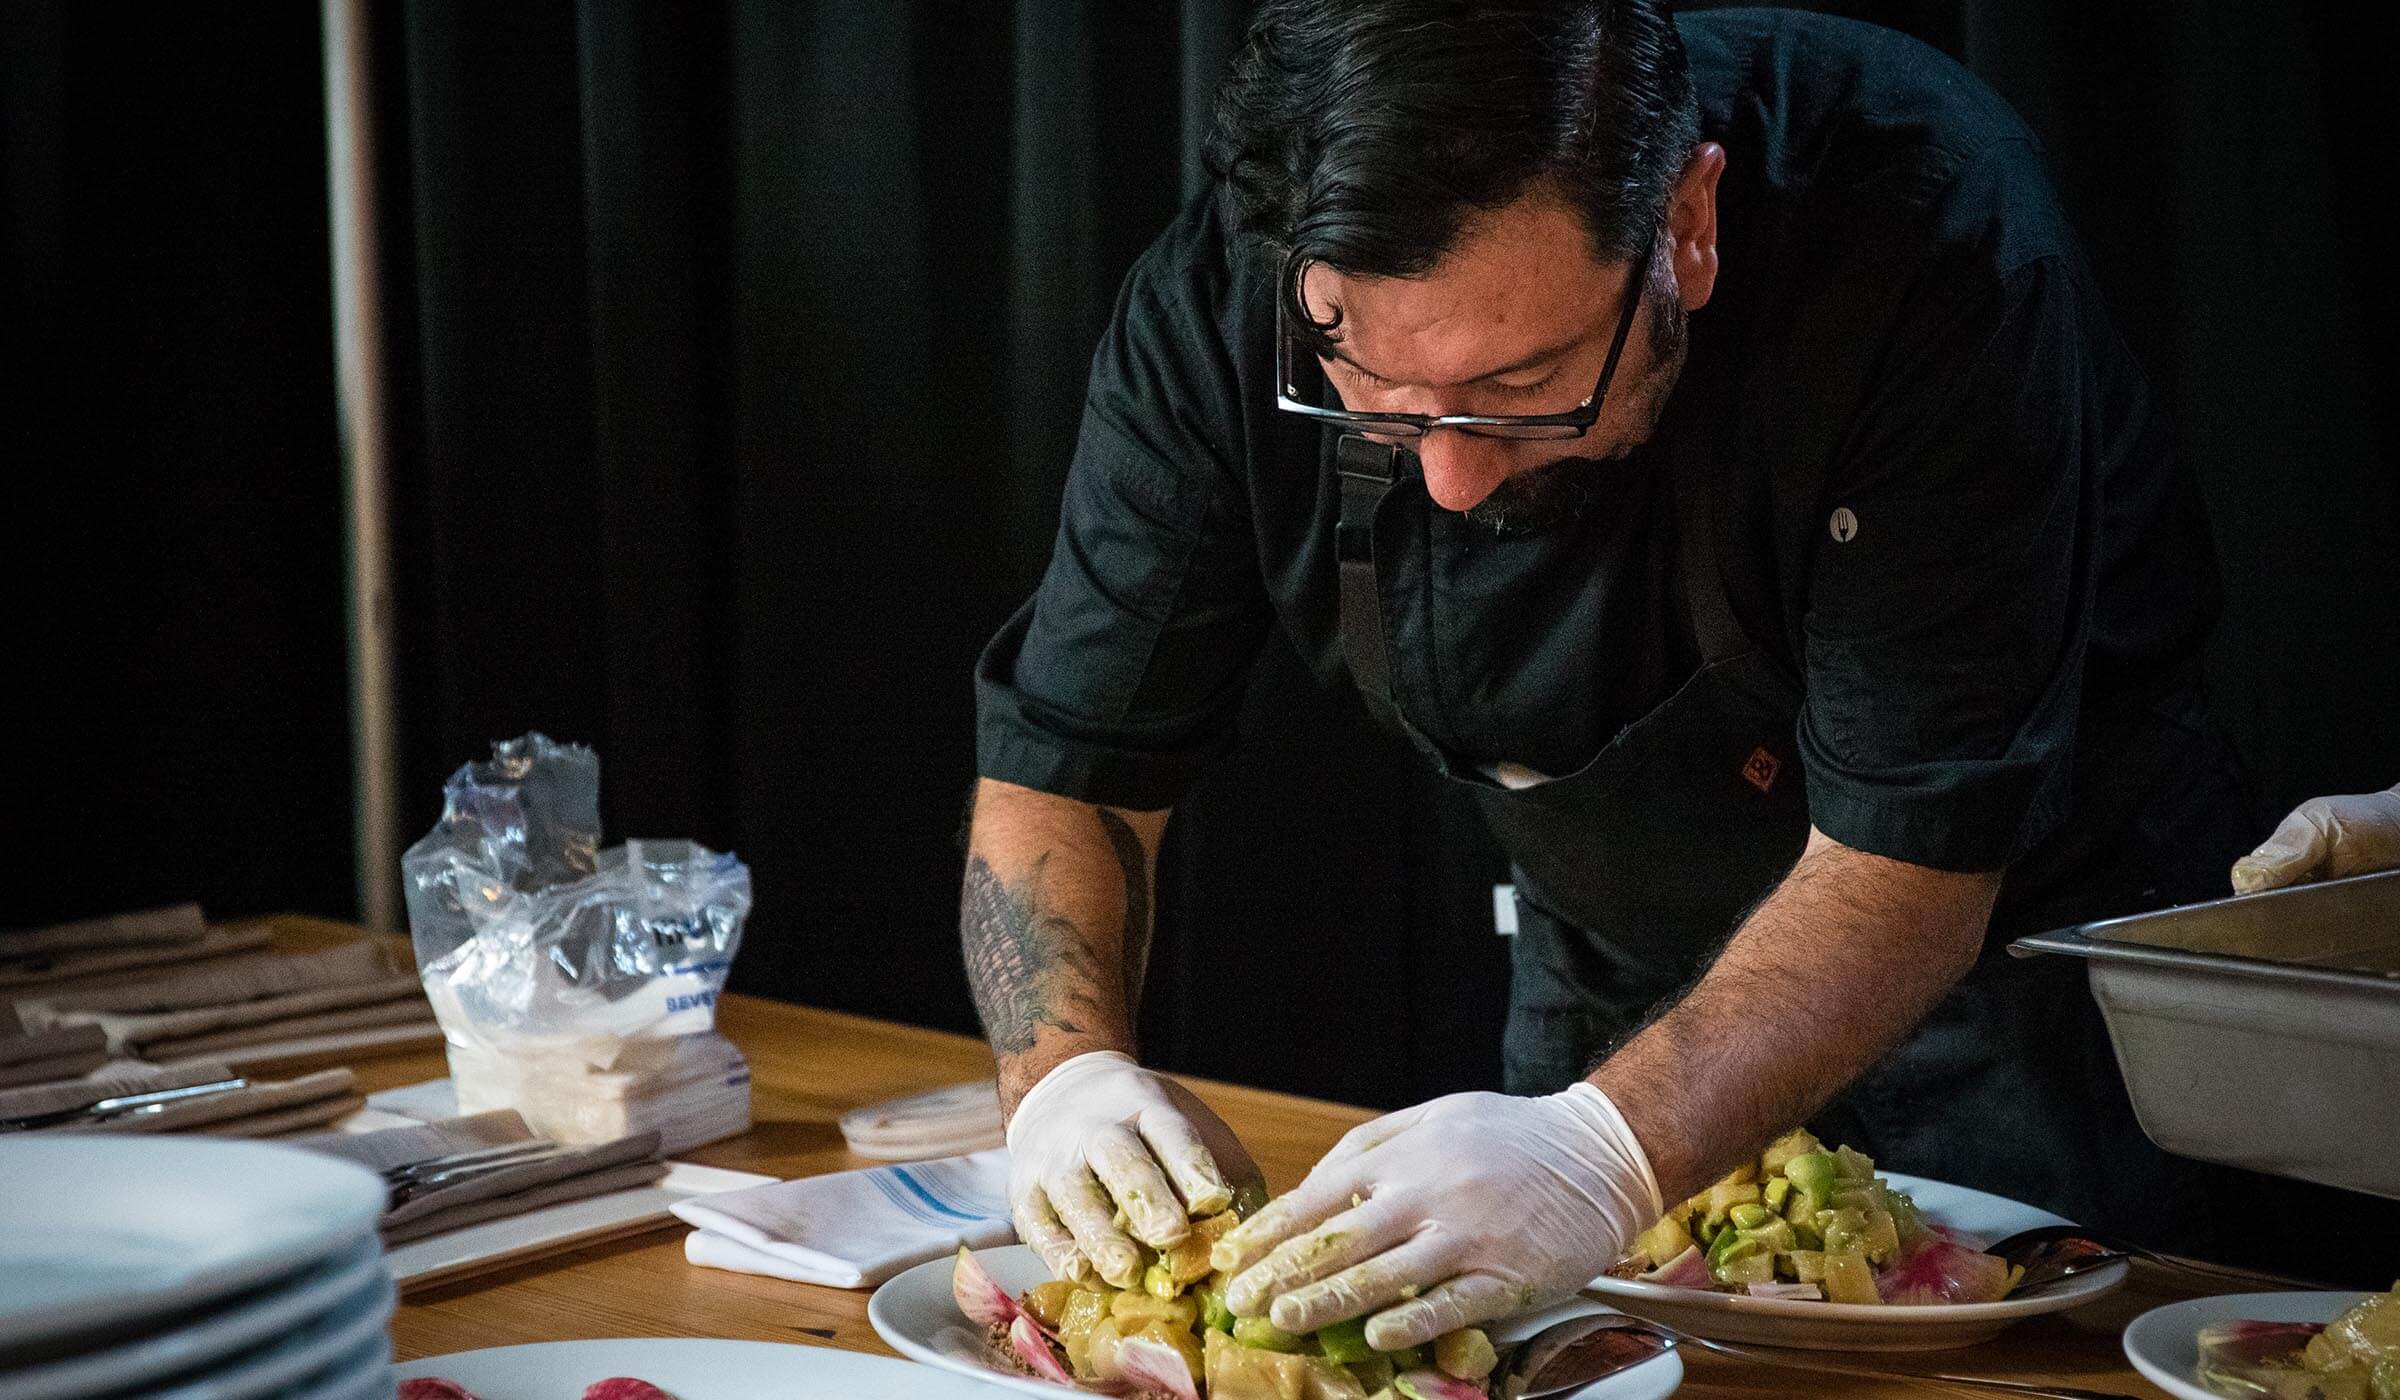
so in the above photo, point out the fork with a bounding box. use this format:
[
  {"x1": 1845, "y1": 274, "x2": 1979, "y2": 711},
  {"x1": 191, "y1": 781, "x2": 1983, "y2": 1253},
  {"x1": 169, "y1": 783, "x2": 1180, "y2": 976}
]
[
  {"x1": 1984, "y1": 1225, "x2": 2336, "y2": 1295},
  {"x1": 1507, "y1": 1305, "x2": 2144, "y2": 1400},
  {"x1": 0, "y1": 1077, "x2": 249, "y2": 1133}
]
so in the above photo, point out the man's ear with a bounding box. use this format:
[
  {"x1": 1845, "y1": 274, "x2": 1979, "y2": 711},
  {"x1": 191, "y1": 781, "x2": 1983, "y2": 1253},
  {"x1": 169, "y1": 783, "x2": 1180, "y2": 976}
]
[{"x1": 1667, "y1": 142, "x2": 1725, "y2": 312}]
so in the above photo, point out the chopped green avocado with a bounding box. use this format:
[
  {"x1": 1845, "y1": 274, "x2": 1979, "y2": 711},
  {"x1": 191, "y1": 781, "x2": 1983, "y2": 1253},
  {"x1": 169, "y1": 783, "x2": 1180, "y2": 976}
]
[{"x1": 1316, "y1": 1317, "x2": 1375, "y2": 1364}]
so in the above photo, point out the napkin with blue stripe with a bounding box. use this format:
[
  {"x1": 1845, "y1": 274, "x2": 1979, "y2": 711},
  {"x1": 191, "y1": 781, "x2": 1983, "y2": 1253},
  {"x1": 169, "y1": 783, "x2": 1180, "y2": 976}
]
[{"x1": 670, "y1": 1147, "x2": 1012, "y2": 1287}]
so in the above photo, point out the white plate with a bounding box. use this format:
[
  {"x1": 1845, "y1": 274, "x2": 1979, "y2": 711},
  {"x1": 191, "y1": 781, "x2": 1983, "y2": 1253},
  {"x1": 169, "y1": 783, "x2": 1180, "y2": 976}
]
[
  {"x1": 0, "y1": 1138, "x2": 385, "y2": 1355},
  {"x1": 151, "y1": 1272, "x2": 394, "y2": 1400},
  {"x1": 868, "y1": 1244, "x2": 1684, "y2": 1400},
  {"x1": 3, "y1": 1232, "x2": 384, "y2": 1400},
  {"x1": 2121, "y1": 1290, "x2": 2370, "y2": 1400},
  {"x1": 291, "y1": 1331, "x2": 395, "y2": 1400},
  {"x1": 1581, "y1": 1172, "x2": 2130, "y2": 1351},
  {"x1": 393, "y1": 1338, "x2": 1013, "y2": 1399}
]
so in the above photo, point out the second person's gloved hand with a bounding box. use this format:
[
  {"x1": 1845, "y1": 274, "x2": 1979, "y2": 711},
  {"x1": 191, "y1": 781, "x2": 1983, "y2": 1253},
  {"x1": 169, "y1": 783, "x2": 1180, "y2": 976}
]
[
  {"x1": 1005, "y1": 1050, "x2": 1262, "y2": 1289},
  {"x1": 1211, "y1": 1084, "x2": 1661, "y2": 1351},
  {"x1": 2231, "y1": 783, "x2": 2400, "y2": 894}
]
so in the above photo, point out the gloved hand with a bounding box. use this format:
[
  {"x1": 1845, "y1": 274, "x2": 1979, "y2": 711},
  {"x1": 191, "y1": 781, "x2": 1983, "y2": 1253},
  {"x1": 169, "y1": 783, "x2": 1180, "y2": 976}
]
[
  {"x1": 2230, "y1": 783, "x2": 2400, "y2": 894},
  {"x1": 1006, "y1": 1050, "x2": 1262, "y2": 1289},
  {"x1": 1211, "y1": 1084, "x2": 1661, "y2": 1351}
]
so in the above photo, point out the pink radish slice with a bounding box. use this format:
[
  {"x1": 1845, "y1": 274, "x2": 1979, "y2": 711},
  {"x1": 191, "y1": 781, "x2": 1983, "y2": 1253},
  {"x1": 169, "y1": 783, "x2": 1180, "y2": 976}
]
[
  {"x1": 1112, "y1": 1333, "x2": 1201, "y2": 1400},
  {"x1": 1009, "y1": 1314, "x2": 1078, "y2": 1387},
  {"x1": 1875, "y1": 1238, "x2": 2014, "y2": 1304},
  {"x1": 1638, "y1": 1244, "x2": 1711, "y2": 1289},
  {"x1": 2194, "y1": 1317, "x2": 2323, "y2": 1394},
  {"x1": 1394, "y1": 1369, "x2": 1489, "y2": 1400},
  {"x1": 1746, "y1": 1282, "x2": 1823, "y2": 1300},
  {"x1": 953, "y1": 1246, "x2": 1021, "y2": 1329}
]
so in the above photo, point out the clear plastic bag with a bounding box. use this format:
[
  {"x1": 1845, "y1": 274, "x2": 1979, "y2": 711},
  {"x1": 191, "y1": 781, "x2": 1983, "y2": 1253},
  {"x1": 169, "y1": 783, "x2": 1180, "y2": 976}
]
[{"x1": 402, "y1": 733, "x2": 752, "y2": 1152}]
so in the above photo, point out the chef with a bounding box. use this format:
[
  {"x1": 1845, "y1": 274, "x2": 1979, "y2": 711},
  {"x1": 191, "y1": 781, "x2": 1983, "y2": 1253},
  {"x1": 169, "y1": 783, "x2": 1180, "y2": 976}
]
[{"x1": 960, "y1": 0, "x2": 2351, "y2": 1349}]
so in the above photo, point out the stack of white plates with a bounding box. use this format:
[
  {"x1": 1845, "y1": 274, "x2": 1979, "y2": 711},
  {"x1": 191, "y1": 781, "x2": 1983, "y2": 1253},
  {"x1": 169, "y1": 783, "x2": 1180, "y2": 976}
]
[{"x1": 0, "y1": 1137, "x2": 395, "y2": 1400}]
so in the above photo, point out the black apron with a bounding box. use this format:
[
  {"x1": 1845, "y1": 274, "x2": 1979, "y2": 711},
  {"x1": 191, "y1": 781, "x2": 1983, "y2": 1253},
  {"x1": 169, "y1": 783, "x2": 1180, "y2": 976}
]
[{"x1": 1329, "y1": 429, "x2": 2281, "y2": 1264}]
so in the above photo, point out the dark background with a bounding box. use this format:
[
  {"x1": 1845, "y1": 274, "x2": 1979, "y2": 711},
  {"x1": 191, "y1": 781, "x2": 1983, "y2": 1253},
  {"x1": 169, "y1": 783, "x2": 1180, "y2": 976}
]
[{"x1": 5, "y1": 2, "x2": 2395, "y2": 1112}]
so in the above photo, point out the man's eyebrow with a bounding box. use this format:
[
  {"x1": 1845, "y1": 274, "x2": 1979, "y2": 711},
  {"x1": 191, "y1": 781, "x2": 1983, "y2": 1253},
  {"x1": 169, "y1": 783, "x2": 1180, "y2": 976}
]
[{"x1": 1317, "y1": 329, "x2": 1589, "y2": 385}]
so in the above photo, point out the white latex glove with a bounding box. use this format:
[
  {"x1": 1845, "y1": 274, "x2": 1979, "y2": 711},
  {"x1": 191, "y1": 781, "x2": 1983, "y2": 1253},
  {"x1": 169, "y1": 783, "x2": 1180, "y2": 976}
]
[
  {"x1": 2231, "y1": 783, "x2": 2400, "y2": 894},
  {"x1": 1006, "y1": 1050, "x2": 1261, "y2": 1289},
  {"x1": 1212, "y1": 1083, "x2": 1661, "y2": 1351}
]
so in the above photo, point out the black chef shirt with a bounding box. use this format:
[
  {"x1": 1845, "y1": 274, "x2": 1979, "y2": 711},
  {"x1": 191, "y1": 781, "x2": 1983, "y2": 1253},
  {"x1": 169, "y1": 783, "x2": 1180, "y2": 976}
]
[{"x1": 974, "y1": 8, "x2": 2220, "y2": 877}]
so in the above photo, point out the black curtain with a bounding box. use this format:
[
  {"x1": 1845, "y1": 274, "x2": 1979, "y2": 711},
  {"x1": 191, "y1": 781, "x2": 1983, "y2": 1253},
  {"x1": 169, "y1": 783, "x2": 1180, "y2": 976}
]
[
  {"x1": 2, "y1": 4, "x2": 351, "y2": 925},
  {"x1": 7, "y1": 2, "x2": 2394, "y2": 1113}
]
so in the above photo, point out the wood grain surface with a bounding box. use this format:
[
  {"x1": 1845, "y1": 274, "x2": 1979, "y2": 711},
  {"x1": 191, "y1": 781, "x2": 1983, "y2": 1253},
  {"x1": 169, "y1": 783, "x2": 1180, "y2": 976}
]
[{"x1": 255, "y1": 916, "x2": 2195, "y2": 1398}]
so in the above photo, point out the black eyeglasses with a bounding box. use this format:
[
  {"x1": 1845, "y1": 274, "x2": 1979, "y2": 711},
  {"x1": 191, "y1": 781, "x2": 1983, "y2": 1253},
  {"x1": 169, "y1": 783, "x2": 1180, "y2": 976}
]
[{"x1": 1275, "y1": 238, "x2": 1655, "y2": 441}]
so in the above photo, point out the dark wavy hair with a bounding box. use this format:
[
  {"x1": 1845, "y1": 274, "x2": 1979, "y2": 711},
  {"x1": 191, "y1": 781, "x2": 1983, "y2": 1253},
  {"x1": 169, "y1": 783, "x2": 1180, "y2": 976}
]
[{"x1": 1205, "y1": 0, "x2": 1699, "y2": 347}]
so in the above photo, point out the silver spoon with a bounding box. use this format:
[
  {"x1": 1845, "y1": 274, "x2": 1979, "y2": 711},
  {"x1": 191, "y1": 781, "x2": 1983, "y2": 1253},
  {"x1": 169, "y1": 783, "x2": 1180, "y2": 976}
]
[
  {"x1": 1983, "y1": 1225, "x2": 2336, "y2": 1295},
  {"x1": 1505, "y1": 1308, "x2": 2143, "y2": 1400}
]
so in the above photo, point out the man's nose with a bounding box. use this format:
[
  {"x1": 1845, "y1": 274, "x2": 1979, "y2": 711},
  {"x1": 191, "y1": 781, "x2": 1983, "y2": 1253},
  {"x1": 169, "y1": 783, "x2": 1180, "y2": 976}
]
[{"x1": 1412, "y1": 430, "x2": 1511, "y2": 513}]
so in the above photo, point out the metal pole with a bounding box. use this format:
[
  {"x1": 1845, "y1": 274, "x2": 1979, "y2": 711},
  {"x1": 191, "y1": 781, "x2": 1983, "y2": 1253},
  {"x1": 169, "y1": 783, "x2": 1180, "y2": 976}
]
[{"x1": 323, "y1": 0, "x2": 402, "y2": 931}]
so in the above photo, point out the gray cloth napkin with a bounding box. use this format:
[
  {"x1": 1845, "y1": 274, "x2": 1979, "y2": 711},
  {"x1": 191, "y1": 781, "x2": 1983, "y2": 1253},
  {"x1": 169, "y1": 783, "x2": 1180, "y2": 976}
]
[
  {"x1": 382, "y1": 1159, "x2": 668, "y2": 1244},
  {"x1": 18, "y1": 942, "x2": 432, "y2": 1057},
  {"x1": 0, "y1": 1046, "x2": 113, "y2": 1089},
  {"x1": 291, "y1": 1109, "x2": 666, "y2": 1240},
  {"x1": 21, "y1": 941, "x2": 405, "y2": 1015},
  {"x1": 146, "y1": 997, "x2": 437, "y2": 1060},
  {"x1": 0, "y1": 1060, "x2": 235, "y2": 1120},
  {"x1": 0, "y1": 1021, "x2": 107, "y2": 1067},
  {"x1": 0, "y1": 904, "x2": 207, "y2": 959},
  {"x1": 0, "y1": 927, "x2": 272, "y2": 991},
  {"x1": 42, "y1": 1068, "x2": 360, "y2": 1136}
]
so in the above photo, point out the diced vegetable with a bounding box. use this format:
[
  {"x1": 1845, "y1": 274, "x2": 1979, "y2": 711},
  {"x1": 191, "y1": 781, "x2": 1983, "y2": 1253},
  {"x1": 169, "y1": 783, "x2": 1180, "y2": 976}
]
[
  {"x1": 1145, "y1": 1261, "x2": 1183, "y2": 1300},
  {"x1": 1199, "y1": 1283, "x2": 1237, "y2": 1333},
  {"x1": 1158, "y1": 1211, "x2": 1240, "y2": 1286},
  {"x1": 1021, "y1": 1279, "x2": 1077, "y2": 1330},
  {"x1": 1234, "y1": 1315, "x2": 1311, "y2": 1353},
  {"x1": 1433, "y1": 1328, "x2": 1497, "y2": 1381},
  {"x1": 1207, "y1": 1327, "x2": 1311, "y2": 1400},
  {"x1": 1113, "y1": 1288, "x2": 1200, "y2": 1332},
  {"x1": 1298, "y1": 1358, "x2": 1371, "y2": 1400},
  {"x1": 1347, "y1": 1356, "x2": 1398, "y2": 1392},
  {"x1": 1084, "y1": 1316, "x2": 1126, "y2": 1382},
  {"x1": 1821, "y1": 1249, "x2": 1879, "y2": 1305},
  {"x1": 1059, "y1": 1288, "x2": 1112, "y2": 1373},
  {"x1": 1759, "y1": 1128, "x2": 1824, "y2": 1177},
  {"x1": 1630, "y1": 1213, "x2": 1694, "y2": 1269},
  {"x1": 1316, "y1": 1317, "x2": 1376, "y2": 1364}
]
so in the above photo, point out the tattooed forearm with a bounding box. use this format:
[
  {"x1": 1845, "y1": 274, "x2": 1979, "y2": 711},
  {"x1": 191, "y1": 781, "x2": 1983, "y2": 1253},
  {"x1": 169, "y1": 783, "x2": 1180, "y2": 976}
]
[
  {"x1": 1097, "y1": 808, "x2": 1151, "y2": 1011},
  {"x1": 961, "y1": 847, "x2": 1113, "y2": 1058}
]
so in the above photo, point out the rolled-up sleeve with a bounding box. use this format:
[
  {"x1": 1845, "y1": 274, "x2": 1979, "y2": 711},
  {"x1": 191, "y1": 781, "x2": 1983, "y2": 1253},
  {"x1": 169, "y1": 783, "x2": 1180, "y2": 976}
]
[
  {"x1": 974, "y1": 234, "x2": 1272, "y2": 811},
  {"x1": 1799, "y1": 254, "x2": 2101, "y2": 870}
]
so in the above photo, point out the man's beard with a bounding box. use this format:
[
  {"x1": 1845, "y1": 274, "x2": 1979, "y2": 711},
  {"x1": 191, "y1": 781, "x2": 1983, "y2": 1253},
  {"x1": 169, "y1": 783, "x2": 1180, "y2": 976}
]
[{"x1": 1462, "y1": 278, "x2": 1690, "y2": 538}]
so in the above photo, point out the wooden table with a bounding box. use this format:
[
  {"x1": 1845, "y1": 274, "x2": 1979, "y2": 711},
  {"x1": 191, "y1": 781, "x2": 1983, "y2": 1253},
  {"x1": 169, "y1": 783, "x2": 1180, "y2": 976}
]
[{"x1": 260, "y1": 917, "x2": 2194, "y2": 1398}]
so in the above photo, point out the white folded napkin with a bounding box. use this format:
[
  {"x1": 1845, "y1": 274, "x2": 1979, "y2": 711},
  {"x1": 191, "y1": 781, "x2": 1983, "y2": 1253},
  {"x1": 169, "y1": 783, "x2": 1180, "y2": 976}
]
[{"x1": 672, "y1": 1147, "x2": 1011, "y2": 1288}]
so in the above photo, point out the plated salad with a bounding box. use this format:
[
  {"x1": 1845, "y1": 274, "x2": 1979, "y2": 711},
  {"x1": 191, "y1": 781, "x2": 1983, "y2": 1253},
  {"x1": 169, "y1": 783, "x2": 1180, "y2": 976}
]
[
  {"x1": 1610, "y1": 1128, "x2": 2023, "y2": 1305},
  {"x1": 951, "y1": 1210, "x2": 1501, "y2": 1400},
  {"x1": 2196, "y1": 1284, "x2": 2400, "y2": 1400}
]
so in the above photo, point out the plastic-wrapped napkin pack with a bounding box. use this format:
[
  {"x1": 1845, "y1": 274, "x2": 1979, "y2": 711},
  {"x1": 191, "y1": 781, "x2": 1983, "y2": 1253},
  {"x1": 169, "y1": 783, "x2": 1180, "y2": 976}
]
[{"x1": 403, "y1": 733, "x2": 753, "y2": 1156}]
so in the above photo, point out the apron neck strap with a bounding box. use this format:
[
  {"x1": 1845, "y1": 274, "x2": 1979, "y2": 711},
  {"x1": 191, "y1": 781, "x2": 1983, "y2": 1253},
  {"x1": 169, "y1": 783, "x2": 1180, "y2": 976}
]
[{"x1": 1333, "y1": 433, "x2": 1402, "y2": 717}]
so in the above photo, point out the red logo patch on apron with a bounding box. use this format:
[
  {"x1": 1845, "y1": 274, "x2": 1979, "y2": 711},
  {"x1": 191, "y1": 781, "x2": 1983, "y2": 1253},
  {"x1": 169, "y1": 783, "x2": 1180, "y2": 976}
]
[{"x1": 1741, "y1": 745, "x2": 1781, "y2": 794}]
